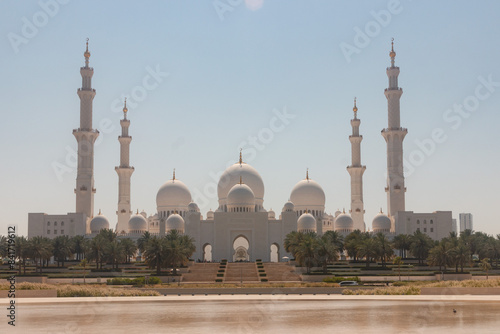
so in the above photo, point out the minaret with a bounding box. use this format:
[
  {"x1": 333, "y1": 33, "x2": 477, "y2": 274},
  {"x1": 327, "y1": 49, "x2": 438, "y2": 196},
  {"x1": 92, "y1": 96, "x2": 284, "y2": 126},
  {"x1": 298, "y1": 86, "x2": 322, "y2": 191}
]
[
  {"x1": 382, "y1": 39, "x2": 407, "y2": 219},
  {"x1": 347, "y1": 98, "x2": 366, "y2": 231},
  {"x1": 115, "y1": 99, "x2": 134, "y2": 233},
  {"x1": 73, "y1": 39, "x2": 99, "y2": 220}
]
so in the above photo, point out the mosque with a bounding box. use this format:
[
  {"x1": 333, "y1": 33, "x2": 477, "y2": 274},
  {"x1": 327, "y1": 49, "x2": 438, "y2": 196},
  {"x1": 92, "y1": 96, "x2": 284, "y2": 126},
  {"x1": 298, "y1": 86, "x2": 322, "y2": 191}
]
[{"x1": 28, "y1": 40, "x2": 453, "y2": 262}]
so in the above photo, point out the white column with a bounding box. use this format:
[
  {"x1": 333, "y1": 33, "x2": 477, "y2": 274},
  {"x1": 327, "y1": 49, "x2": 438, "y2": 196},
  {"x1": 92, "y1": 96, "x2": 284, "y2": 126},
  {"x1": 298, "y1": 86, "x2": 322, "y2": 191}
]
[
  {"x1": 115, "y1": 100, "x2": 134, "y2": 233},
  {"x1": 73, "y1": 39, "x2": 99, "y2": 220},
  {"x1": 347, "y1": 99, "x2": 366, "y2": 231},
  {"x1": 382, "y1": 40, "x2": 407, "y2": 219}
]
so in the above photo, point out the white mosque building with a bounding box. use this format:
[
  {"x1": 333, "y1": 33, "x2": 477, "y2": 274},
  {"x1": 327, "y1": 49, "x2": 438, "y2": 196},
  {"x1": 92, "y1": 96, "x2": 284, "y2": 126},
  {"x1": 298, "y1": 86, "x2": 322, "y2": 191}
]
[{"x1": 28, "y1": 40, "x2": 453, "y2": 262}]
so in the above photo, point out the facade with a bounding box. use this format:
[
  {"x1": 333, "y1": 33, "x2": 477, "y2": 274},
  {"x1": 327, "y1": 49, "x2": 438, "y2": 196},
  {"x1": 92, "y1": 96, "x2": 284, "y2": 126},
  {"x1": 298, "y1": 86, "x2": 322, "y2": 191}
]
[
  {"x1": 28, "y1": 40, "x2": 456, "y2": 257},
  {"x1": 459, "y1": 213, "x2": 473, "y2": 232}
]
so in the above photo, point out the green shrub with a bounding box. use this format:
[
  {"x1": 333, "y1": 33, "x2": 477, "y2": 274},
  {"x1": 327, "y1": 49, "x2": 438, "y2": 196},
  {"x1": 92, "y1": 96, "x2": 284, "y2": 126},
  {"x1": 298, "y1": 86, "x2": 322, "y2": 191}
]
[
  {"x1": 322, "y1": 276, "x2": 360, "y2": 283},
  {"x1": 258, "y1": 269, "x2": 265, "y2": 273},
  {"x1": 259, "y1": 273, "x2": 267, "y2": 277},
  {"x1": 260, "y1": 278, "x2": 268, "y2": 282},
  {"x1": 217, "y1": 273, "x2": 224, "y2": 277},
  {"x1": 215, "y1": 279, "x2": 223, "y2": 282}
]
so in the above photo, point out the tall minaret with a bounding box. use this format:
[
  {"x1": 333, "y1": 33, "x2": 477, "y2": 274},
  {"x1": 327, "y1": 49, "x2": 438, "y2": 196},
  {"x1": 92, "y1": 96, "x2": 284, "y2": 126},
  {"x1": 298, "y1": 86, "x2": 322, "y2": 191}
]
[
  {"x1": 347, "y1": 98, "x2": 366, "y2": 231},
  {"x1": 382, "y1": 39, "x2": 407, "y2": 219},
  {"x1": 115, "y1": 99, "x2": 134, "y2": 233},
  {"x1": 73, "y1": 39, "x2": 99, "y2": 220}
]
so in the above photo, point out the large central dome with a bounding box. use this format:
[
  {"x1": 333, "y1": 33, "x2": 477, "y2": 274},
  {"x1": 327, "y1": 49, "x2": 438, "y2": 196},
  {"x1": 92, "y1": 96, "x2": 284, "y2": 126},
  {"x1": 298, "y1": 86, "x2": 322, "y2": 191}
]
[
  {"x1": 217, "y1": 153, "x2": 264, "y2": 210},
  {"x1": 156, "y1": 172, "x2": 192, "y2": 210}
]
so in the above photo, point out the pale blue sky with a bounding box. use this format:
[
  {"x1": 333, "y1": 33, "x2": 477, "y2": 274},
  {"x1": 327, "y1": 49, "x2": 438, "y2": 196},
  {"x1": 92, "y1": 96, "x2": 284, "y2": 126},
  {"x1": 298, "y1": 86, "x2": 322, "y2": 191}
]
[{"x1": 1, "y1": 0, "x2": 500, "y2": 236}]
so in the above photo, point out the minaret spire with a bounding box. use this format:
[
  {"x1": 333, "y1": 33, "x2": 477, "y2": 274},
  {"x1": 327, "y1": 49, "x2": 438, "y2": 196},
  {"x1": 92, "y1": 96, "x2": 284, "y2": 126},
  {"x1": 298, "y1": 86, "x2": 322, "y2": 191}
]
[
  {"x1": 306, "y1": 168, "x2": 309, "y2": 180},
  {"x1": 115, "y1": 98, "x2": 134, "y2": 233},
  {"x1": 74, "y1": 39, "x2": 99, "y2": 223},
  {"x1": 382, "y1": 39, "x2": 407, "y2": 227},
  {"x1": 347, "y1": 98, "x2": 366, "y2": 231},
  {"x1": 239, "y1": 148, "x2": 243, "y2": 164},
  {"x1": 173, "y1": 168, "x2": 176, "y2": 180}
]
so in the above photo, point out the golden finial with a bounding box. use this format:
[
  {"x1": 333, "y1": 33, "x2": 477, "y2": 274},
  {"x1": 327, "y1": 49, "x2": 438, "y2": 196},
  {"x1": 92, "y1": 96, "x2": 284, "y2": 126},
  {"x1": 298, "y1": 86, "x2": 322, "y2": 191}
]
[
  {"x1": 123, "y1": 98, "x2": 128, "y2": 117},
  {"x1": 98, "y1": 209, "x2": 101, "y2": 215},
  {"x1": 306, "y1": 168, "x2": 309, "y2": 180},
  {"x1": 380, "y1": 207, "x2": 383, "y2": 213},
  {"x1": 343, "y1": 208, "x2": 345, "y2": 213},
  {"x1": 390, "y1": 38, "x2": 396, "y2": 63},
  {"x1": 305, "y1": 208, "x2": 308, "y2": 214},
  {"x1": 136, "y1": 209, "x2": 139, "y2": 214},
  {"x1": 84, "y1": 38, "x2": 90, "y2": 58},
  {"x1": 239, "y1": 175, "x2": 243, "y2": 184},
  {"x1": 239, "y1": 148, "x2": 243, "y2": 164},
  {"x1": 172, "y1": 168, "x2": 176, "y2": 180}
]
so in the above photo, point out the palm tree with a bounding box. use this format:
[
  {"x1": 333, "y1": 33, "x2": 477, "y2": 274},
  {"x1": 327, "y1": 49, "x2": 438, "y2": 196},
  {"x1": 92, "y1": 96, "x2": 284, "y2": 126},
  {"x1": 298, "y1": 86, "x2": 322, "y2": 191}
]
[
  {"x1": 409, "y1": 230, "x2": 434, "y2": 265},
  {"x1": 375, "y1": 233, "x2": 393, "y2": 268},
  {"x1": 322, "y1": 230, "x2": 344, "y2": 253},
  {"x1": 294, "y1": 232, "x2": 318, "y2": 274},
  {"x1": 137, "y1": 231, "x2": 152, "y2": 254},
  {"x1": 392, "y1": 234, "x2": 411, "y2": 258},
  {"x1": 479, "y1": 258, "x2": 491, "y2": 279},
  {"x1": 28, "y1": 236, "x2": 53, "y2": 274},
  {"x1": 106, "y1": 239, "x2": 124, "y2": 270},
  {"x1": 120, "y1": 238, "x2": 137, "y2": 263},
  {"x1": 357, "y1": 236, "x2": 379, "y2": 268},
  {"x1": 284, "y1": 231, "x2": 304, "y2": 259},
  {"x1": 316, "y1": 234, "x2": 340, "y2": 274},
  {"x1": 71, "y1": 235, "x2": 86, "y2": 261},
  {"x1": 344, "y1": 230, "x2": 363, "y2": 261},
  {"x1": 14, "y1": 236, "x2": 29, "y2": 275},
  {"x1": 393, "y1": 256, "x2": 404, "y2": 281},
  {"x1": 89, "y1": 234, "x2": 108, "y2": 270},
  {"x1": 428, "y1": 241, "x2": 452, "y2": 273},
  {"x1": 450, "y1": 241, "x2": 470, "y2": 273},
  {"x1": 80, "y1": 258, "x2": 88, "y2": 284},
  {"x1": 0, "y1": 236, "x2": 8, "y2": 258},
  {"x1": 143, "y1": 236, "x2": 165, "y2": 275},
  {"x1": 52, "y1": 235, "x2": 73, "y2": 267}
]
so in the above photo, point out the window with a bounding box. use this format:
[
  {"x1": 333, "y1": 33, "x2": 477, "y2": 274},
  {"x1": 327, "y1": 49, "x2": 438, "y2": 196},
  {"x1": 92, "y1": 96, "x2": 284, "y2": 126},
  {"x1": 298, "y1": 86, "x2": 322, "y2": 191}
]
[
  {"x1": 417, "y1": 228, "x2": 420, "y2": 232},
  {"x1": 417, "y1": 220, "x2": 420, "y2": 224},
  {"x1": 61, "y1": 221, "x2": 64, "y2": 226},
  {"x1": 54, "y1": 221, "x2": 57, "y2": 226},
  {"x1": 424, "y1": 220, "x2": 427, "y2": 224},
  {"x1": 54, "y1": 230, "x2": 57, "y2": 234},
  {"x1": 61, "y1": 230, "x2": 64, "y2": 234},
  {"x1": 430, "y1": 228, "x2": 434, "y2": 232},
  {"x1": 430, "y1": 220, "x2": 434, "y2": 224},
  {"x1": 47, "y1": 221, "x2": 50, "y2": 226},
  {"x1": 424, "y1": 228, "x2": 427, "y2": 232},
  {"x1": 47, "y1": 230, "x2": 50, "y2": 234}
]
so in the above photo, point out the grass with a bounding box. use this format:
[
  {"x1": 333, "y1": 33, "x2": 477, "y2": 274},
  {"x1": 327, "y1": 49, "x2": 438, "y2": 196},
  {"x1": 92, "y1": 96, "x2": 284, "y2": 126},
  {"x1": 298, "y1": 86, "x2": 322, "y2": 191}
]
[
  {"x1": 56, "y1": 285, "x2": 161, "y2": 297},
  {"x1": 343, "y1": 286, "x2": 421, "y2": 295}
]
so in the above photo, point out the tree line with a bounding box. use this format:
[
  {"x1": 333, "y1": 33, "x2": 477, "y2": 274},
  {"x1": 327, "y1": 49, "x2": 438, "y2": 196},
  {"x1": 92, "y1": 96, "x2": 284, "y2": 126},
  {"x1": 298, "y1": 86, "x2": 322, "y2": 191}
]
[
  {"x1": 0, "y1": 229, "x2": 195, "y2": 276},
  {"x1": 284, "y1": 229, "x2": 500, "y2": 274}
]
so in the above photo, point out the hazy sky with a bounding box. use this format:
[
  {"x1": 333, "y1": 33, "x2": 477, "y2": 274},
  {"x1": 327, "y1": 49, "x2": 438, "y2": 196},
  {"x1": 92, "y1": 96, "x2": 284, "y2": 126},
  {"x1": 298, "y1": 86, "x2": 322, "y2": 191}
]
[{"x1": 1, "y1": 0, "x2": 500, "y2": 237}]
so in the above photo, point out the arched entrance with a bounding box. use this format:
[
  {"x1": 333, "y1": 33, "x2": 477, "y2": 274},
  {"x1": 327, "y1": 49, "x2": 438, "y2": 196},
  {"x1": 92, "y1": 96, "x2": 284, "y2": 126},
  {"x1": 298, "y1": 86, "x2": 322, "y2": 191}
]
[
  {"x1": 233, "y1": 236, "x2": 250, "y2": 262},
  {"x1": 270, "y1": 243, "x2": 279, "y2": 263},
  {"x1": 203, "y1": 244, "x2": 212, "y2": 262}
]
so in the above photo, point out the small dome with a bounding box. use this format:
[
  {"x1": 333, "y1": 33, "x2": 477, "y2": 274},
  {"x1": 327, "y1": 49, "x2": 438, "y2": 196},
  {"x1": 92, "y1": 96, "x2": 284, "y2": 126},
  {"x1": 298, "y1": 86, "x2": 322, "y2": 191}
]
[
  {"x1": 297, "y1": 213, "x2": 317, "y2": 232},
  {"x1": 290, "y1": 176, "x2": 326, "y2": 209},
  {"x1": 334, "y1": 210, "x2": 342, "y2": 217},
  {"x1": 227, "y1": 183, "x2": 255, "y2": 206},
  {"x1": 90, "y1": 214, "x2": 109, "y2": 233},
  {"x1": 140, "y1": 210, "x2": 147, "y2": 218},
  {"x1": 188, "y1": 202, "x2": 200, "y2": 212},
  {"x1": 335, "y1": 213, "x2": 354, "y2": 230},
  {"x1": 128, "y1": 214, "x2": 147, "y2": 232},
  {"x1": 283, "y1": 200, "x2": 294, "y2": 212},
  {"x1": 206, "y1": 209, "x2": 214, "y2": 220},
  {"x1": 156, "y1": 178, "x2": 192, "y2": 209},
  {"x1": 268, "y1": 209, "x2": 275, "y2": 219},
  {"x1": 372, "y1": 212, "x2": 391, "y2": 231},
  {"x1": 166, "y1": 213, "x2": 185, "y2": 232}
]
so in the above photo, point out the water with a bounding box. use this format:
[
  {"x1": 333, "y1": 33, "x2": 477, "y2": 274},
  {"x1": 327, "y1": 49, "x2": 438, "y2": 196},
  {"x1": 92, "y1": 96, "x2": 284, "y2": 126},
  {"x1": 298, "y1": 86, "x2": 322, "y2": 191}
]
[{"x1": 4, "y1": 296, "x2": 500, "y2": 333}]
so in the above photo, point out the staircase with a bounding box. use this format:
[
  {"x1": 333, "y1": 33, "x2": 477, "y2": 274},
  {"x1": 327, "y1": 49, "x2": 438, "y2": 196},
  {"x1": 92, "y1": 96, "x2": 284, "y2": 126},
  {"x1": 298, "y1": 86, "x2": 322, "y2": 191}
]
[
  {"x1": 263, "y1": 263, "x2": 302, "y2": 282},
  {"x1": 181, "y1": 263, "x2": 220, "y2": 282},
  {"x1": 224, "y1": 263, "x2": 259, "y2": 283}
]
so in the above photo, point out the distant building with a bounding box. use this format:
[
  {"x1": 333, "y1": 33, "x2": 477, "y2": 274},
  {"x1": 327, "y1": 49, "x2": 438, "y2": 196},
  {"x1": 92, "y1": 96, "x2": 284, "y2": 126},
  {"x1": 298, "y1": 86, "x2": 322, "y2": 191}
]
[
  {"x1": 459, "y1": 213, "x2": 473, "y2": 232},
  {"x1": 452, "y1": 218, "x2": 457, "y2": 233},
  {"x1": 394, "y1": 211, "x2": 453, "y2": 241}
]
